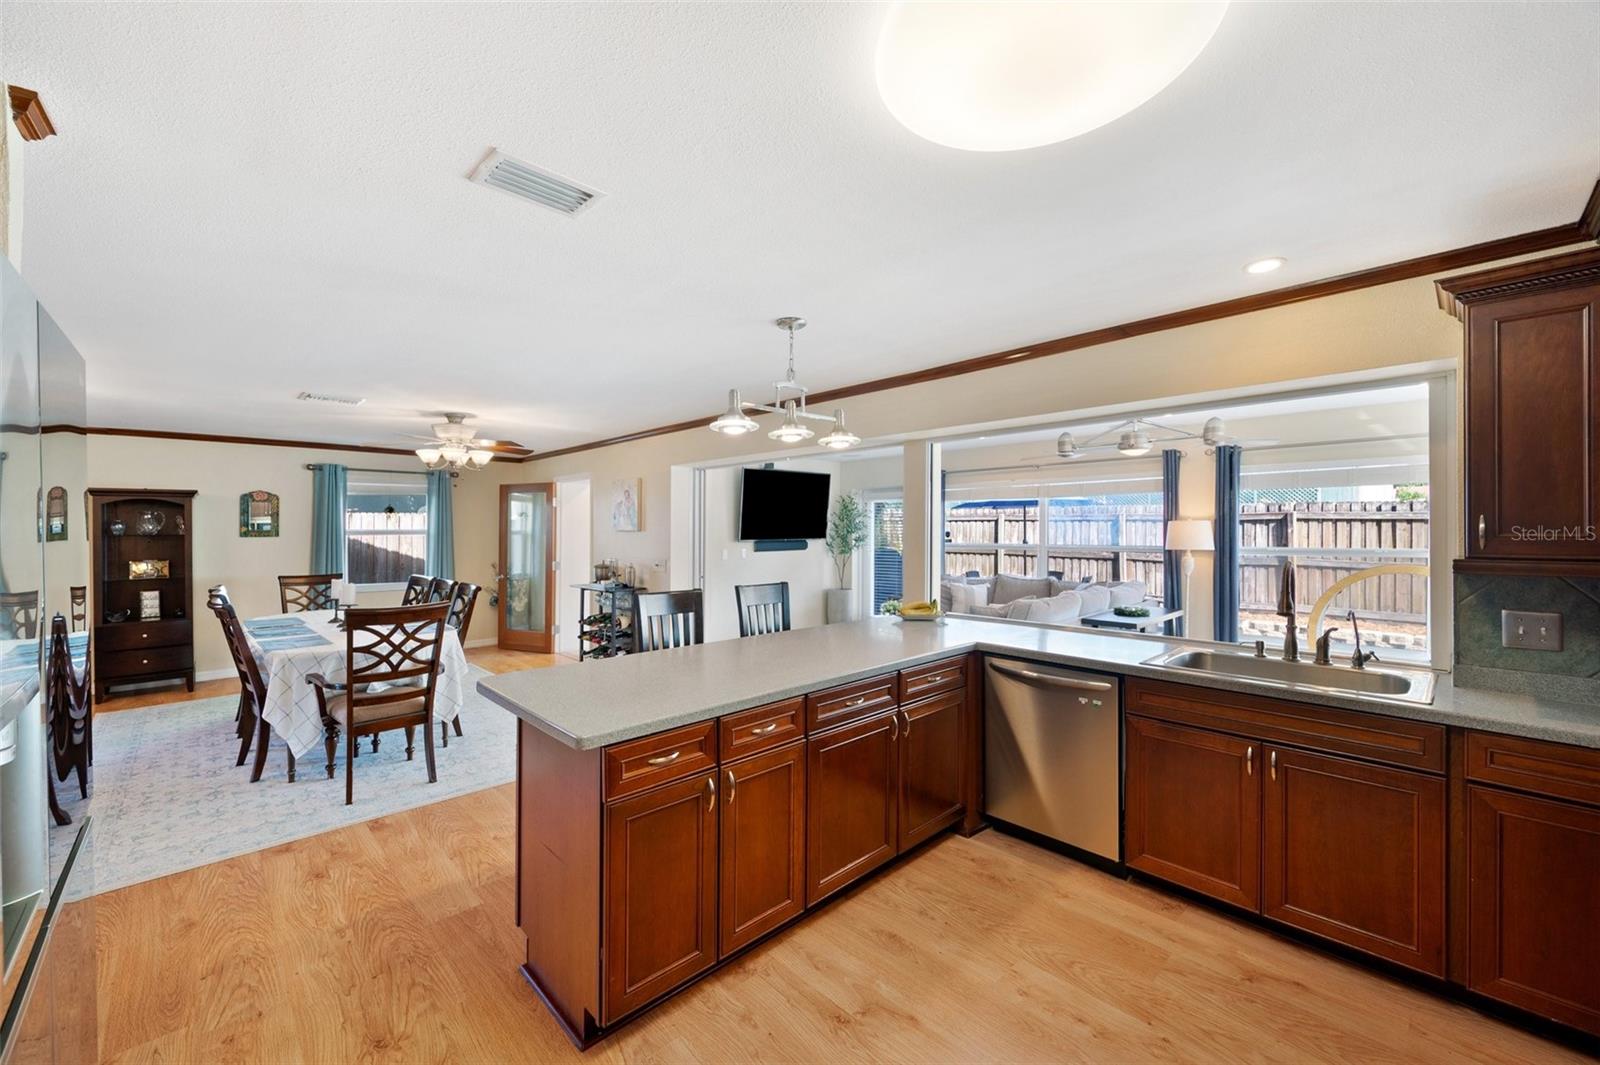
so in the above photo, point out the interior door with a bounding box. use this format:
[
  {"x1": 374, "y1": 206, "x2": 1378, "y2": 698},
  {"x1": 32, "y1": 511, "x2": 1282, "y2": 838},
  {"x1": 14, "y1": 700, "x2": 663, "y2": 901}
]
[{"x1": 499, "y1": 483, "x2": 556, "y2": 653}]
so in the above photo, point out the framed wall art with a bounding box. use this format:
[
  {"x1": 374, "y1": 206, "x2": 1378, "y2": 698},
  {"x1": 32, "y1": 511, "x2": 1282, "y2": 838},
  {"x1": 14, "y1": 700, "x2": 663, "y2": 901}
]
[{"x1": 240, "y1": 489, "x2": 280, "y2": 537}]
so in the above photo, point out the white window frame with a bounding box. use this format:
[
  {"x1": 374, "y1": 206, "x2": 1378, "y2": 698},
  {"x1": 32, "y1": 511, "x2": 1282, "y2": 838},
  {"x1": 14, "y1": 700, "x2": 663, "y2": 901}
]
[
  {"x1": 345, "y1": 471, "x2": 430, "y2": 592},
  {"x1": 859, "y1": 489, "x2": 905, "y2": 616}
]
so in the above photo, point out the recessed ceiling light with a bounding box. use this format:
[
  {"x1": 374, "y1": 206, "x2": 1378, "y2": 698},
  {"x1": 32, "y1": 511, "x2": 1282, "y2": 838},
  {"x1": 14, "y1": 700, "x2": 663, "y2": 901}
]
[
  {"x1": 875, "y1": 2, "x2": 1230, "y2": 152},
  {"x1": 1244, "y1": 257, "x2": 1286, "y2": 275}
]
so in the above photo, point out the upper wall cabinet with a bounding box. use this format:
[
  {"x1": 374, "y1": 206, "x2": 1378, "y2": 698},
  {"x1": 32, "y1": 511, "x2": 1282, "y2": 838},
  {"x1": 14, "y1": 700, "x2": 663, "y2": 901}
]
[{"x1": 1438, "y1": 248, "x2": 1600, "y2": 566}]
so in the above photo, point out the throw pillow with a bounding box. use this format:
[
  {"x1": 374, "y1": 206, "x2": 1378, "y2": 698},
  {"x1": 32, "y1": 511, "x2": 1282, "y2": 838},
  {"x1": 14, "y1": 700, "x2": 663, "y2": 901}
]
[{"x1": 947, "y1": 580, "x2": 991, "y2": 614}]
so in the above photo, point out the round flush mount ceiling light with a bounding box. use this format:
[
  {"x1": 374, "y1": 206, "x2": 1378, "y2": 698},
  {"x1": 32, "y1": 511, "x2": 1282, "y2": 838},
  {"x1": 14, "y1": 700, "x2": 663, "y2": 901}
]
[
  {"x1": 1244, "y1": 256, "x2": 1286, "y2": 274},
  {"x1": 875, "y1": 1, "x2": 1229, "y2": 152}
]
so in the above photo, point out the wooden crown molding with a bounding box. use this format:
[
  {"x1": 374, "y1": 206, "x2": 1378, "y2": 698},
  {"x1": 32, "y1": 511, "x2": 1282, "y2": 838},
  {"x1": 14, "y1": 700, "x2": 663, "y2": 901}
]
[
  {"x1": 530, "y1": 177, "x2": 1600, "y2": 463},
  {"x1": 49, "y1": 424, "x2": 522, "y2": 462},
  {"x1": 1434, "y1": 245, "x2": 1600, "y2": 319},
  {"x1": 7, "y1": 86, "x2": 56, "y2": 141}
]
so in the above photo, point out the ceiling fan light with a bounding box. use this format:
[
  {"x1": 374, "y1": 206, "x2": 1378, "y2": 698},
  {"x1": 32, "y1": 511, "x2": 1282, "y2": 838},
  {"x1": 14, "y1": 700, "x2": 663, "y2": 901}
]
[
  {"x1": 709, "y1": 389, "x2": 760, "y2": 435},
  {"x1": 1117, "y1": 430, "x2": 1152, "y2": 457},
  {"x1": 818, "y1": 410, "x2": 860, "y2": 450},
  {"x1": 1056, "y1": 431, "x2": 1076, "y2": 458},
  {"x1": 467, "y1": 449, "x2": 495, "y2": 469},
  {"x1": 768, "y1": 402, "x2": 814, "y2": 444},
  {"x1": 416, "y1": 447, "x2": 444, "y2": 468}
]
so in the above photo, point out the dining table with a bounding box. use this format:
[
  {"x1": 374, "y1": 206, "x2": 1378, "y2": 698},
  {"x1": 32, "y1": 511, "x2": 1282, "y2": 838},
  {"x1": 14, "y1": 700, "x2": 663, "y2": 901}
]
[{"x1": 242, "y1": 610, "x2": 469, "y2": 761}]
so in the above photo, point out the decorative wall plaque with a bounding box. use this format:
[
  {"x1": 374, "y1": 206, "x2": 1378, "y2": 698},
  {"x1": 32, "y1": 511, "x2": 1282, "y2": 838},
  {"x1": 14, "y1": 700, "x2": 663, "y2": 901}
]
[{"x1": 240, "y1": 490, "x2": 280, "y2": 537}]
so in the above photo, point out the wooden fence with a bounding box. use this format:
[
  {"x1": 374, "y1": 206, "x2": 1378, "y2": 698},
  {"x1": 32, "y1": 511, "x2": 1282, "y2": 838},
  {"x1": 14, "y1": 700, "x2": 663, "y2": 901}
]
[{"x1": 1241, "y1": 501, "x2": 1429, "y2": 622}]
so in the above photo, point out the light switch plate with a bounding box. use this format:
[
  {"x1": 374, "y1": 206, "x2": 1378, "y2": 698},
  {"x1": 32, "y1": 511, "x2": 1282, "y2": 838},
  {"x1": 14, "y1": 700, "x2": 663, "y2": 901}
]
[{"x1": 1501, "y1": 610, "x2": 1563, "y2": 652}]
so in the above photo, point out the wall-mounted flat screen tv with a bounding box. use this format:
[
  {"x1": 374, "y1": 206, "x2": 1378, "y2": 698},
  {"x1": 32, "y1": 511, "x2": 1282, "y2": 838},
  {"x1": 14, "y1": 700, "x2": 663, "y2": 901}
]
[{"x1": 737, "y1": 467, "x2": 831, "y2": 540}]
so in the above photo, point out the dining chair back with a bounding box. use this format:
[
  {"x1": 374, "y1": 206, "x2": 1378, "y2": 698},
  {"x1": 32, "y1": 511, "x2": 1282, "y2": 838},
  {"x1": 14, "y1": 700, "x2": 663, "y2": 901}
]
[
  {"x1": 308, "y1": 602, "x2": 449, "y2": 805},
  {"x1": 278, "y1": 573, "x2": 341, "y2": 613},
  {"x1": 427, "y1": 577, "x2": 455, "y2": 604},
  {"x1": 46, "y1": 614, "x2": 91, "y2": 802},
  {"x1": 735, "y1": 581, "x2": 791, "y2": 637},
  {"x1": 0, "y1": 591, "x2": 39, "y2": 640},
  {"x1": 210, "y1": 598, "x2": 271, "y2": 772},
  {"x1": 69, "y1": 585, "x2": 87, "y2": 632},
  {"x1": 635, "y1": 590, "x2": 705, "y2": 652},
  {"x1": 401, "y1": 574, "x2": 431, "y2": 606},
  {"x1": 207, "y1": 585, "x2": 231, "y2": 608}
]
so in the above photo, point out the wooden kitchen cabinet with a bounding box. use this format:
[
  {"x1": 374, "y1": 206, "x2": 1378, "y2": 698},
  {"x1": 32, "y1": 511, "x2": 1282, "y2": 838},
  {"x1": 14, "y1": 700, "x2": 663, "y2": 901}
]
[
  {"x1": 898, "y1": 689, "x2": 965, "y2": 851},
  {"x1": 1437, "y1": 248, "x2": 1600, "y2": 562},
  {"x1": 807, "y1": 709, "x2": 900, "y2": 905},
  {"x1": 719, "y1": 741, "x2": 806, "y2": 956},
  {"x1": 1124, "y1": 713, "x2": 1260, "y2": 910},
  {"x1": 602, "y1": 771, "x2": 718, "y2": 1023},
  {"x1": 1262, "y1": 746, "x2": 1445, "y2": 976}
]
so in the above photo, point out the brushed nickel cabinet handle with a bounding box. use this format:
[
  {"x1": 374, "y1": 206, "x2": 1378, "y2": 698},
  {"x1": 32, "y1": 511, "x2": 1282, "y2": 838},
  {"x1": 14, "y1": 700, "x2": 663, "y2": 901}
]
[
  {"x1": 902, "y1": 710, "x2": 911, "y2": 740},
  {"x1": 751, "y1": 722, "x2": 779, "y2": 735},
  {"x1": 1270, "y1": 750, "x2": 1278, "y2": 781},
  {"x1": 1246, "y1": 746, "x2": 1253, "y2": 776},
  {"x1": 646, "y1": 750, "x2": 681, "y2": 766},
  {"x1": 726, "y1": 768, "x2": 735, "y2": 804},
  {"x1": 890, "y1": 713, "x2": 899, "y2": 742},
  {"x1": 1478, "y1": 514, "x2": 1486, "y2": 549},
  {"x1": 706, "y1": 775, "x2": 716, "y2": 812},
  {"x1": 923, "y1": 673, "x2": 947, "y2": 685},
  {"x1": 845, "y1": 696, "x2": 867, "y2": 707}
]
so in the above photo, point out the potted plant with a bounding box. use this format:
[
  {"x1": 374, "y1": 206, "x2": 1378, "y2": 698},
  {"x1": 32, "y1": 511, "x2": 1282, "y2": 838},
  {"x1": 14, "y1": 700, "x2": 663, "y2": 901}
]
[{"x1": 824, "y1": 493, "x2": 868, "y2": 623}]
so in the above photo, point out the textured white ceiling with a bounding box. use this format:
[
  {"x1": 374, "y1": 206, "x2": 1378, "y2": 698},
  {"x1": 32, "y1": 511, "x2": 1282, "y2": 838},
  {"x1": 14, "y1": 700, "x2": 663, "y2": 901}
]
[{"x1": 3, "y1": 2, "x2": 1596, "y2": 452}]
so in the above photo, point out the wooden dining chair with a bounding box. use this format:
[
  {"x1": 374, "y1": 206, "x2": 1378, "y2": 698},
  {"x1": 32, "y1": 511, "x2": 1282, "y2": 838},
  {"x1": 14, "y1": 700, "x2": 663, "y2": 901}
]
[
  {"x1": 402, "y1": 574, "x2": 431, "y2": 606},
  {"x1": 278, "y1": 573, "x2": 341, "y2": 613},
  {"x1": 307, "y1": 602, "x2": 449, "y2": 806},
  {"x1": 69, "y1": 585, "x2": 87, "y2": 632},
  {"x1": 635, "y1": 590, "x2": 705, "y2": 652},
  {"x1": 438, "y1": 582, "x2": 482, "y2": 746},
  {"x1": 211, "y1": 598, "x2": 294, "y2": 781},
  {"x1": 46, "y1": 614, "x2": 91, "y2": 802},
  {"x1": 427, "y1": 577, "x2": 455, "y2": 603},
  {"x1": 735, "y1": 581, "x2": 791, "y2": 637},
  {"x1": 0, "y1": 591, "x2": 39, "y2": 640}
]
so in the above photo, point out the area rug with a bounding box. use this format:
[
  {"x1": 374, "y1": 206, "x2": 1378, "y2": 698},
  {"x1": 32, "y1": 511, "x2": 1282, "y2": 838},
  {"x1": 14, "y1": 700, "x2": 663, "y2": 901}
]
[{"x1": 52, "y1": 665, "x2": 516, "y2": 896}]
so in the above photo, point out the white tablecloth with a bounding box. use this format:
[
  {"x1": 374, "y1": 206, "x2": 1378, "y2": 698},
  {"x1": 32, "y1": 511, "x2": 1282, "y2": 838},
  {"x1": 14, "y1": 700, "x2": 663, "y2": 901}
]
[{"x1": 242, "y1": 610, "x2": 467, "y2": 760}]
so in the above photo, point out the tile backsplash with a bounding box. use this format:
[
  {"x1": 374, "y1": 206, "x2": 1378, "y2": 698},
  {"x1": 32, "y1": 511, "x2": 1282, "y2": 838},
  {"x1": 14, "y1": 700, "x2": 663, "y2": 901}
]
[{"x1": 1454, "y1": 572, "x2": 1600, "y2": 698}]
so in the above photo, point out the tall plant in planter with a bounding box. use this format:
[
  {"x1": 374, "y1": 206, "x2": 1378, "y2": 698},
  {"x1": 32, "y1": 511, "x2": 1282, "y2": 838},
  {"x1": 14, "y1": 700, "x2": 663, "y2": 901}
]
[{"x1": 824, "y1": 493, "x2": 868, "y2": 623}]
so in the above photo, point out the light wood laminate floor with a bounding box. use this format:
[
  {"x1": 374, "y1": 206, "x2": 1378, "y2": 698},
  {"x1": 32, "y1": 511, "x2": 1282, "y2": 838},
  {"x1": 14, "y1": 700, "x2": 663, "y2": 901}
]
[{"x1": 88, "y1": 650, "x2": 1580, "y2": 1064}]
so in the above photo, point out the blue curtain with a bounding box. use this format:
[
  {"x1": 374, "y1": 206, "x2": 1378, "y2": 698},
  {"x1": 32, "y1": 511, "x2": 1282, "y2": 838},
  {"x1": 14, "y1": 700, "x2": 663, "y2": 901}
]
[
  {"x1": 426, "y1": 470, "x2": 455, "y2": 579},
  {"x1": 1213, "y1": 445, "x2": 1242, "y2": 643},
  {"x1": 1161, "y1": 449, "x2": 1182, "y2": 635},
  {"x1": 310, "y1": 464, "x2": 348, "y2": 575}
]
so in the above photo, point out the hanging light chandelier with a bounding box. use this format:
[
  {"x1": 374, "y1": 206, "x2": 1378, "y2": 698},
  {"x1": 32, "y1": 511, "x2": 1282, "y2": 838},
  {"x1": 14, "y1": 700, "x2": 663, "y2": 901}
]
[
  {"x1": 414, "y1": 413, "x2": 496, "y2": 471},
  {"x1": 707, "y1": 317, "x2": 858, "y2": 449}
]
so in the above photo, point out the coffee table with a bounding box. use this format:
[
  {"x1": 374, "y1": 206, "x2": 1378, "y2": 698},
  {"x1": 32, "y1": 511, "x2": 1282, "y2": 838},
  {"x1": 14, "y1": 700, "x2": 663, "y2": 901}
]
[{"x1": 1079, "y1": 604, "x2": 1183, "y2": 634}]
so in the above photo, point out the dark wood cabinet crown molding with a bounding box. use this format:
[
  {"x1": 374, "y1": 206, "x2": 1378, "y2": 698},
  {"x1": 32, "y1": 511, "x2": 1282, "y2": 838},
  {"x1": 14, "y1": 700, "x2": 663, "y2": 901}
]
[
  {"x1": 8, "y1": 86, "x2": 56, "y2": 141},
  {"x1": 1434, "y1": 246, "x2": 1600, "y2": 319}
]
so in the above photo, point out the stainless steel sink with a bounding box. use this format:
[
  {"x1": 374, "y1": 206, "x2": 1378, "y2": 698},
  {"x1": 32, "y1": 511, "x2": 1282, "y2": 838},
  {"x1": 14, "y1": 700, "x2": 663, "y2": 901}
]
[{"x1": 1143, "y1": 648, "x2": 1437, "y2": 705}]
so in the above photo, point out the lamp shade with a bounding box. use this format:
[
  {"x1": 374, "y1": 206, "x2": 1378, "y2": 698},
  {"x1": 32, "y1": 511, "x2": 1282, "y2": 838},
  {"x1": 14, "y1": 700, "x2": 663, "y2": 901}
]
[{"x1": 1166, "y1": 519, "x2": 1214, "y2": 552}]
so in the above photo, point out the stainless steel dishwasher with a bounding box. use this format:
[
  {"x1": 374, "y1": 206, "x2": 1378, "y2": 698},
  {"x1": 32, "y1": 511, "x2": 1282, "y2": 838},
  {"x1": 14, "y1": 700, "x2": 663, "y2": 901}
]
[{"x1": 984, "y1": 657, "x2": 1121, "y2": 862}]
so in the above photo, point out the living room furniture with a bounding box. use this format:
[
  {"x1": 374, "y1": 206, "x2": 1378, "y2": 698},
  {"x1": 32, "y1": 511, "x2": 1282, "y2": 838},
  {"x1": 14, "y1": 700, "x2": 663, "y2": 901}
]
[
  {"x1": 440, "y1": 581, "x2": 482, "y2": 745},
  {"x1": 0, "y1": 591, "x2": 39, "y2": 640},
  {"x1": 69, "y1": 585, "x2": 87, "y2": 632},
  {"x1": 306, "y1": 602, "x2": 451, "y2": 805},
  {"x1": 735, "y1": 581, "x2": 791, "y2": 637},
  {"x1": 636, "y1": 590, "x2": 705, "y2": 651},
  {"x1": 89, "y1": 488, "x2": 197, "y2": 701},
  {"x1": 46, "y1": 614, "x2": 91, "y2": 807},
  {"x1": 210, "y1": 596, "x2": 273, "y2": 775},
  {"x1": 1079, "y1": 603, "x2": 1183, "y2": 633},
  {"x1": 940, "y1": 575, "x2": 1148, "y2": 626},
  {"x1": 428, "y1": 577, "x2": 455, "y2": 603}
]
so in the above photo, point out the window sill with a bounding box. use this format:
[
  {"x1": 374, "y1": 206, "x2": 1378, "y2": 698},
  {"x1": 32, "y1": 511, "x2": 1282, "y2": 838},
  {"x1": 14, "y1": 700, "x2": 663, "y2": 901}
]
[{"x1": 353, "y1": 582, "x2": 407, "y2": 593}]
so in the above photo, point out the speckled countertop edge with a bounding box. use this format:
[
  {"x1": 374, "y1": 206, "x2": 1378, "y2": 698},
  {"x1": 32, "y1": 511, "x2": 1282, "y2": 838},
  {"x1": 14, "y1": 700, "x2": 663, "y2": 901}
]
[{"x1": 477, "y1": 617, "x2": 1600, "y2": 752}]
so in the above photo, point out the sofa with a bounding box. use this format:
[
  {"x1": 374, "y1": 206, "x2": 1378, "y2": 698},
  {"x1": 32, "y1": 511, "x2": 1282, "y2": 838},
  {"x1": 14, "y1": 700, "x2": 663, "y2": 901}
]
[{"x1": 941, "y1": 573, "x2": 1148, "y2": 626}]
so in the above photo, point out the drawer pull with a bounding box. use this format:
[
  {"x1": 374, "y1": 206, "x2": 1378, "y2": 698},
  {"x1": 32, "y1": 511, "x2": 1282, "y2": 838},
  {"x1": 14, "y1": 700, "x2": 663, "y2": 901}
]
[
  {"x1": 1478, "y1": 513, "x2": 1486, "y2": 550},
  {"x1": 922, "y1": 673, "x2": 947, "y2": 685},
  {"x1": 141, "y1": 658, "x2": 149, "y2": 665},
  {"x1": 751, "y1": 722, "x2": 779, "y2": 735},
  {"x1": 645, "y1": 751, "x2": 681, "y2": 766},
  {"x1": 891, "y1": 713, "x2": 900, "y2": 742},
  {"x1": 1246, "y1": 746, "x2": 1253, "y2": 776},
  {"x1": 845, "y1": 696, "x2": 868, "y2": 708},
  {"x1": 902, "y1": 710, "x2": 911, "y2": 740},
  {"x1": 141, "y1": 633, "x2": 149, "y2": 639}
]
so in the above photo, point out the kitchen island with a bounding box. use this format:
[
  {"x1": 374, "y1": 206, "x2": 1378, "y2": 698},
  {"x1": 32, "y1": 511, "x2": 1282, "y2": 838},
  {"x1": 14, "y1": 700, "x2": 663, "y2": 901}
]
[{"x1": 480, "y1": 617, "x2": 1600, "y2": 1046}]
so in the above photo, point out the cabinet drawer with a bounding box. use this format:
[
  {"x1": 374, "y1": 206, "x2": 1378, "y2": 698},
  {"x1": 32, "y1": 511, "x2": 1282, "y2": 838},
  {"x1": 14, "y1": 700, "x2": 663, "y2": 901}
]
[
  {"x1": 899, "y1": 657, "x2": 966, "y2": 703},
  {"x1": 719, "y1": 698, "x2": 804, "y2": 762},
  {"x1": 604, "y1": 720, "x2": 718, "y2": 801},
  {"x1": 806, "y1": 673, "x2": 898, "y2": 733},
  {"x1": 1125, "y1": 678, "x2": 1445, "y2": 774},
  {"x1": 99, "y1": 644, "x2": 192, "y2": 678},
  {"x1": 96, "y1": 619, "x2": 191, "y2": 652},
  {"x1": 1465, "y1": 730, "x2": 1600, "y2": 807}
]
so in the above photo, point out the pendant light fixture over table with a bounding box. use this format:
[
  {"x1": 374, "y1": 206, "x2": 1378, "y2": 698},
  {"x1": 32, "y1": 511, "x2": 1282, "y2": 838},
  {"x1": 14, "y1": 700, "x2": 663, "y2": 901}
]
[{"x1": 708, "y1": 317, "x2": 858, "y2": 449}]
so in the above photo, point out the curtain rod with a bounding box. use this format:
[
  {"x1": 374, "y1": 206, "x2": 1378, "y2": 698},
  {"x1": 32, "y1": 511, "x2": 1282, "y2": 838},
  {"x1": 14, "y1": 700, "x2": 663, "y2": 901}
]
[{"x1": 304, "y1": 463, "x2": 458, "y2": 478}]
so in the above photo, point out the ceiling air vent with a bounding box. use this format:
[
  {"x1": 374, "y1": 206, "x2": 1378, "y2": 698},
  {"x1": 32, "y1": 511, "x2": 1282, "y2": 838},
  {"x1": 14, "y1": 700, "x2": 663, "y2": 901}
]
[
  {"x1": 296, "y1": 391, "x2": 365, "y2": 406},
  {"x1": 469, "y1": 149, "x2": 602, "y2": 217}
]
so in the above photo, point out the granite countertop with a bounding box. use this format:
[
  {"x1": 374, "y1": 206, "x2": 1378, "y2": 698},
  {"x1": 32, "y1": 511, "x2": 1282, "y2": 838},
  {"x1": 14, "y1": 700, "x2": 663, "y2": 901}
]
[{"x1": 477, "y1": 616, "x2": 1600, "y2": 752}]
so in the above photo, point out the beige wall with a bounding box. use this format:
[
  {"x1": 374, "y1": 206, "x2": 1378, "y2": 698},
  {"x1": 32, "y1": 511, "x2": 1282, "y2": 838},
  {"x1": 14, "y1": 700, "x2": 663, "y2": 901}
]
[{"x1": 86, "y1": 435, "x2": 504, "y2": 676}]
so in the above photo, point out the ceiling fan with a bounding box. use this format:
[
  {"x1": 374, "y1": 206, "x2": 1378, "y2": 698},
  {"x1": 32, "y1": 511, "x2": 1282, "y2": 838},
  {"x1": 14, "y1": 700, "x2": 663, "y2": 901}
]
[
  {"x1": 392, "y1": 412, "x2": 532, "y2": 470},
  {"x1": 1031, "y1": 416, "x2": 1277, "y2": 462}
]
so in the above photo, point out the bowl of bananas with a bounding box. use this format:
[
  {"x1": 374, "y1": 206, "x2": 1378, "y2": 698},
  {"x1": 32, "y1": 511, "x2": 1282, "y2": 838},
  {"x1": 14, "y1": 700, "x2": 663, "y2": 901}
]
[{"x1": 882, "y1": 599, "x2": 944, "y2": 623}]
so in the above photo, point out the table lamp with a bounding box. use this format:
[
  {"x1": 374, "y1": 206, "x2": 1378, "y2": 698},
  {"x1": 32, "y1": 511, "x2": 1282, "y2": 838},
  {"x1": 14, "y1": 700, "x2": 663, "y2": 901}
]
[{"x1": 1165, "y1": 519, "x2": 1214, "y2": 637}]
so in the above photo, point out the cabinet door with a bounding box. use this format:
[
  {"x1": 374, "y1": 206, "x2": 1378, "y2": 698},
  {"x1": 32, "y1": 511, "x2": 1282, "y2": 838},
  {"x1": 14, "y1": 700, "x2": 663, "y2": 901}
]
[
  {"x1": 807, "y1": 711, "x2": 899, "y2": 906},
  {"x1": 1125, "y1": 715, "x2": 1260, "y2": 910},
  {"x1": 898, "y1": 690, "x2": 964, "y2": 852},
  {"x1": 1262, "y1": 747, "x2": 1445, "y2": 975},
  {"x1": 1466, "y1": 285, "x2": 1600, "y2": 558},
  {"x1": 1469, "y1": 785, "x2": 1600, "y2": 1034},
  {"x1": 720, "y1": 742, "x2": 806, "y2": 957},
  {"x1": 603, "y1": 772, "x2": 718, "y2": 1024}
]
